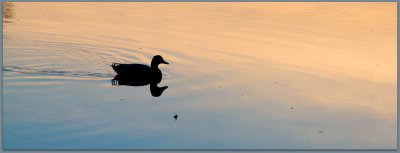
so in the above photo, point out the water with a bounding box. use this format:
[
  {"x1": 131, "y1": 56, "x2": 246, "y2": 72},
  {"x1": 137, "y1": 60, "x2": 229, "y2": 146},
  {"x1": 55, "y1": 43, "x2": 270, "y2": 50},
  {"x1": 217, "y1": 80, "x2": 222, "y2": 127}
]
[{"x1": 3, "y1": 2, "x2": 397, "y2": 149}]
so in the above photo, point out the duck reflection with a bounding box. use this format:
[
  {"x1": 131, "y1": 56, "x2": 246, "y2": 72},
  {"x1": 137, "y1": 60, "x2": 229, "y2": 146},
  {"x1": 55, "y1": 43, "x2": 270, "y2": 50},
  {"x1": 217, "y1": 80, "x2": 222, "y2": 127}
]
[
  {"x1": 112, "y1": 75, "x2": 168, "y2": 97},
  {"x1": 111, "y1": 55, "x2": 169, "y2": 97}
]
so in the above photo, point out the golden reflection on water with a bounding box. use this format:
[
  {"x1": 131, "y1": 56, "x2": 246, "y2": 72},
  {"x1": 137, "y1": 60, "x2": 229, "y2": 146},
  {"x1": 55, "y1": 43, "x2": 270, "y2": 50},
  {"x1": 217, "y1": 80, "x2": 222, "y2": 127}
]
[
  {"x1": 6, "y1": 2, "x2": 396, "y2": 82},
  {"x1": 3, "y1": 2, "x2": 397, "y2": 149},
  {"x1": 3, "y1": 2, "x2": 15, "y2": 24}
]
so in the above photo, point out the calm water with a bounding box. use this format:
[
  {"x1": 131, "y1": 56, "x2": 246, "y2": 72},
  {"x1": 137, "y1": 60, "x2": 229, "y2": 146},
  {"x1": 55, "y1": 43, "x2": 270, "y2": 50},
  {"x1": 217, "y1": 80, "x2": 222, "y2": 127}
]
[{"x1": 3, "y1": 2, "x2": 397, "y2": 149}]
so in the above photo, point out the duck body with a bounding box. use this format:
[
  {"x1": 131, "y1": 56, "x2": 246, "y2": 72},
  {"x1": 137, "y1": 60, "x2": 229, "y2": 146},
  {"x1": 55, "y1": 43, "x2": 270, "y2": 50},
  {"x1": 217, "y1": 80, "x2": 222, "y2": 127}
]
[
  {"x1": 112, "y1": 63, "x2": 162, "y2": 85},
  {"x1": 112, "y1": 63, "x2": 151, "y2": 75}
]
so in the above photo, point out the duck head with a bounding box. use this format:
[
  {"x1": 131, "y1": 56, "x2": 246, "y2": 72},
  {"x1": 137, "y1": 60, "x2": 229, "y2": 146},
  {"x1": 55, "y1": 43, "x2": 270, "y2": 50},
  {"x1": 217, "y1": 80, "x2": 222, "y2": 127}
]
[
  {"x1": 151, "y1": 55, "x2": 169, "y2": 68},
  {"x1": 150, "y1": 83, "x2": 168, "y2": 97}
]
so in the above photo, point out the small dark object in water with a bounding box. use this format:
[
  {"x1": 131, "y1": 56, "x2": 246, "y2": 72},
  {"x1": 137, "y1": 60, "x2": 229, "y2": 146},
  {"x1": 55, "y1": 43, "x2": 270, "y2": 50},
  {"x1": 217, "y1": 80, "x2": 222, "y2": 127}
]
[
  {"x1": 290, "y1": 107, "x2": 294, "y2": 109},
  {"x1": 319, "y1": 130, "x2": 324, "y2": 134},
  {"x1": 174, "y1": 113, "x2": 178, "y2": 121}
]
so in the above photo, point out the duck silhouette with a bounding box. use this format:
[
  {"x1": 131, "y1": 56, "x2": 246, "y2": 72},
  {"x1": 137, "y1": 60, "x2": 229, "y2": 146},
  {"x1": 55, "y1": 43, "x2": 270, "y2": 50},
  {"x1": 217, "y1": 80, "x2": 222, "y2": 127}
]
[{"x1": 111, "y1": 55, "x2": 169, "y2": 97}]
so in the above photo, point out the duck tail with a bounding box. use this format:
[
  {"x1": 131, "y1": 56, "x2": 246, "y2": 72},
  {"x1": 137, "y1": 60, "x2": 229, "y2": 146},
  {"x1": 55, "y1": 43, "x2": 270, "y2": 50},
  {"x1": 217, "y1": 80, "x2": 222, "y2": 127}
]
[
  {"x1": 111, "y1": 62, "x2": 120, "y2": 67},
  {"x1": 111, "y1": 63, "x2": 122, "y2": 73}
]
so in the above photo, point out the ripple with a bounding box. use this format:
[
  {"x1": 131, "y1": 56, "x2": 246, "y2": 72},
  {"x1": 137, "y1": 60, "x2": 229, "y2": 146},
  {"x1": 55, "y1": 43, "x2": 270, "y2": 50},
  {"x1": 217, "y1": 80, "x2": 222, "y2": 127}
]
[
  {"x1": 3, "y1": 65, "x2": 114, "y2": 79},
  {"x1": 3, "y1": 31, "x2": 156, "y2": 80}
]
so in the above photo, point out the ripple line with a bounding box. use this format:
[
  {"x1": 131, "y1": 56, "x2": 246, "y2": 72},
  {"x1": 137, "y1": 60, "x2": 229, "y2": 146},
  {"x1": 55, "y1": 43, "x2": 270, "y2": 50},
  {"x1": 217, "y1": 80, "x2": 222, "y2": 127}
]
[{"x1": 3, "y1": 65, "x2": 115, "y2": 79}]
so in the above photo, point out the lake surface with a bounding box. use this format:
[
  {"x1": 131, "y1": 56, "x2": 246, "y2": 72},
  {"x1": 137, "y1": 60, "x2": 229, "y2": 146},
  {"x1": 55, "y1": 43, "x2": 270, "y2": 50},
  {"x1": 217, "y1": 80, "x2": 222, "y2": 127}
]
[{"x1": 2, "y1": 2, "x2": 397, "y2": 149}]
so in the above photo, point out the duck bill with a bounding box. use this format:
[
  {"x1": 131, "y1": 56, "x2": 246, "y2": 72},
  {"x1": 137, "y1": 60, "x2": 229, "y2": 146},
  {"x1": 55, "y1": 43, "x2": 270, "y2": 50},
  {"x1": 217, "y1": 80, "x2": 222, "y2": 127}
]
[{"x1": 163, "y1": 61, "x2": 169, "y2": 64}]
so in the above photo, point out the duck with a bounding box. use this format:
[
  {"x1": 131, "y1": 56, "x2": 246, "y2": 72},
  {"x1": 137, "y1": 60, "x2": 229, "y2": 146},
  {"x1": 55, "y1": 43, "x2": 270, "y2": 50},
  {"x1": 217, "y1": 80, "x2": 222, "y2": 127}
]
[
  {"x1": 111, "y1": 55, "x2": 169, "y2": 85},
  {"x1": 111, "y1": 55, "x2": 169, "y2": 97}
]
